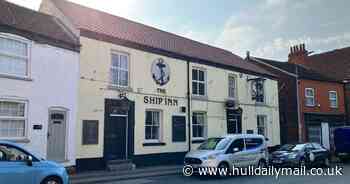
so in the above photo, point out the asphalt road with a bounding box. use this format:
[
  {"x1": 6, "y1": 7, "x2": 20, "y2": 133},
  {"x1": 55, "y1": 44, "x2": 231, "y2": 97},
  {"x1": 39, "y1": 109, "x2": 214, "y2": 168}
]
[{"x1": 105, "y1": 163, "x2": 349, "y2": 184}]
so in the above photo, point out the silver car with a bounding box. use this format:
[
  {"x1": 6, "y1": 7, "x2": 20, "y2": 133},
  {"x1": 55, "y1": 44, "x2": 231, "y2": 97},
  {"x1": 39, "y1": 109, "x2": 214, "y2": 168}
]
[{"x1": 184, "y1": 134, "x2": 268, "y2": 171}]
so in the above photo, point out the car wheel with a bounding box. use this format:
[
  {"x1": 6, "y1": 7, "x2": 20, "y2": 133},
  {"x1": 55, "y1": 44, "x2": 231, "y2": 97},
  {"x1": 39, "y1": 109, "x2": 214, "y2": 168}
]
[
  {"x1": 258, "y1": 159, "x2": 267, "y2": 168},
  {"x1": 41, "y1": 177, "x2": 62, "y2": 184},
  {"x1": 323, "y1": 157, "x2": 330, "y2": 167},
  {"x1": 217, "y1": 162, "x2": 229, "y2": 178}
]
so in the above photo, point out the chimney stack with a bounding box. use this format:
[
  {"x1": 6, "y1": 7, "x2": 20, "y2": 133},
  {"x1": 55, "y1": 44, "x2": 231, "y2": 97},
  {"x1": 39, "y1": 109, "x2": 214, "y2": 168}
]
[{"x1": 288, "y1": 43, "x2": 308, "y2": 65}]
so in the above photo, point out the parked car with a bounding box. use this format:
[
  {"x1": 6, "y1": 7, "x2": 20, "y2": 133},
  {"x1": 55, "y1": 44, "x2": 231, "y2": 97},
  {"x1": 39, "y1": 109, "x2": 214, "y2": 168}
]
[
  {"x1": 334, "y1": 127, "x2": 350, "y2": 162},
  {"x1": 270, "y1": 143, "x2": 330, "y2": 168},
  {"x1": 184, "y1": 134, "x2": 268, "y2": 176},
  {"x1": 0, "y1": 141, "x2": 69, "y2": 184}
]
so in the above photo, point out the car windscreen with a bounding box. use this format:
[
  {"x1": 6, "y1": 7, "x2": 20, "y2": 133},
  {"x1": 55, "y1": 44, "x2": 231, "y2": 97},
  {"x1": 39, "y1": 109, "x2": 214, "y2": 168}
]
[
  {"x1": 278, "y1": 144, "x2": 305, "y2": 151},
  {"x1": 197, "y1": 138, "x2": 231, "y2": 150}
]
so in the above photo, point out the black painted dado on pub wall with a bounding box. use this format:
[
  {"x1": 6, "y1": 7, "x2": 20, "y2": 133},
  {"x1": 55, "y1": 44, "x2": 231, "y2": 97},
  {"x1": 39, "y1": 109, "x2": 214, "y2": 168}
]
[{"x1": 104, "y1": 98, "x2": 135, "y2": 161}]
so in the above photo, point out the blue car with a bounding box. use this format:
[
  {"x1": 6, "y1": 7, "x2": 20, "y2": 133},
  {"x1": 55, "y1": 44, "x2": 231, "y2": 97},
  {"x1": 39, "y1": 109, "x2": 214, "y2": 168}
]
[{"x1": 0, "y1": 141, "x2": 69, "y2": 184}]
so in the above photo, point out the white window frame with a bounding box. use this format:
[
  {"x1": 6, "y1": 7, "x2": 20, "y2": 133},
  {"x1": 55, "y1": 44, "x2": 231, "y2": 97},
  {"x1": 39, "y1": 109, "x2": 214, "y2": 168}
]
[
  {"x1": 257, "y1": 115, "x2": 267, "y2": 137},
  {"x1": 0, "y1": 99, "x2": 28, "y2": 140},
  {"x1": 192, "y1": 112, "x2": 207, "y2": 140},
  {"x1": 305, "y1": 88, "x2": 315, "y2": 107},
  {"x1": 329, "y1": 91, "x2": 338, "y2": 108},
  {"x1": 228, "y1": 74, "x2": 237, "y2": 99},
  {"x1": 110, "y1": 51, "x2": 130, "y2": 87},
  {"x1": 0, "y1": 33, "x2": 31, "y2": 78},
  {"x1": 144, "y1": 109, "x2": 162, "y2": 143},
  {"x1": 192, "y1": 68, "x2": 207, "y2": 96}
]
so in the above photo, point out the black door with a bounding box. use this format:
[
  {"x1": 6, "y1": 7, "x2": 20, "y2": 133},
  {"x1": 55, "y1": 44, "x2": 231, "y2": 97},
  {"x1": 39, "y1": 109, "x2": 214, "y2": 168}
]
[{"x1": 104, "y1": 115, "x2": 127, "y2": 160}]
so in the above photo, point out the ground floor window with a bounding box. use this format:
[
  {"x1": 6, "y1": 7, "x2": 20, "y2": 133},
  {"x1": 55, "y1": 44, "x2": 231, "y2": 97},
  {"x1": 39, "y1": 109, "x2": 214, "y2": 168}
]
[
  {"x1": 0, "y1": 100, "x2": 26, "y2": 138},
  {"x1": 257, "y1": 115, "x2": 267, "y2": 137},
  {"x1": 308, "y1": 126, "x2": 322, "y2": 144},
  {"x1": 145, "y1": 110, "x2": 161, "y2": 141},
  {"x1": 192, "y1": 112, "x2": 206, "y2": 139}
]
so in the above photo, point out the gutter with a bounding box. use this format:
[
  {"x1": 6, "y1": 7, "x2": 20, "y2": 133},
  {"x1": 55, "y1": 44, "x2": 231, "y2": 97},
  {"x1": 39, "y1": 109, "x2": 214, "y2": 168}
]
[{"x1": 187, "y1": 60, "x2": 191, "y2": 152}]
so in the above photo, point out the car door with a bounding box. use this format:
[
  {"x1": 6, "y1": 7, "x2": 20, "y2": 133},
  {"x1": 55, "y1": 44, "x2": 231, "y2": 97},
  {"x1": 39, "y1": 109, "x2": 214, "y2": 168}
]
[
  {"x1": 244, "y1": 137, "x2": 265, "y2": 166},
  {"x1": 227, "y1": 138, "x2": 247, "y2": 168},
  {"x1": 0, "y1": 144, "x2": 34, "y2": 184},
  {"x1": 311, "y1": 143, "x2": 328, "y2": 164}
]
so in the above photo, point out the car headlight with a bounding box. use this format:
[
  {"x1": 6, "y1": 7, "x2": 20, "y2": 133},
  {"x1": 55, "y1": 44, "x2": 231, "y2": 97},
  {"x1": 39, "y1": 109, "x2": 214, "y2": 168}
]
[{"x1": 202, "y1": 154, "x2": 216, "y2": 160}]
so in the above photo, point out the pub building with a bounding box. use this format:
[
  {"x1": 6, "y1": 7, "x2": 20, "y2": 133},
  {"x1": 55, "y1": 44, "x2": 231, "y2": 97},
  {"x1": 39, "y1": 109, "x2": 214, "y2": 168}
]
[{"x1": 41, "y1": 0, "x2": 281, "y2": 171}]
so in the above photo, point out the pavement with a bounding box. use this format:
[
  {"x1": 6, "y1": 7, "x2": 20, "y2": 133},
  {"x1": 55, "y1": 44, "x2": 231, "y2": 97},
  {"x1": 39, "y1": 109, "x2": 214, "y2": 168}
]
[{"x1": 99, "y1": 163, "x2": 349, "y2": 184}]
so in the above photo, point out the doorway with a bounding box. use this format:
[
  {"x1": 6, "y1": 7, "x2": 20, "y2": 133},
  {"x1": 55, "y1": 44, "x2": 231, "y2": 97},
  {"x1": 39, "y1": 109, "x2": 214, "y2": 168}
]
[{"x1": 47, "y1": 109, "x2": 67, "y2": 162}]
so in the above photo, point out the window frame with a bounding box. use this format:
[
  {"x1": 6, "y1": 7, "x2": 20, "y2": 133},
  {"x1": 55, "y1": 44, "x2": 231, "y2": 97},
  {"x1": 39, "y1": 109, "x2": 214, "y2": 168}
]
[
  {"x1": 228, "y1": 74, "x2": 237, "y2": 99},
  {"x1": 192, "y1": 112, "x2": 207, "y2": 140},
  {"x1": 192, "y1": 67, "x2": 207, "y2": 96},
  {"x1": 329, "y1": 90, "x2": 338, "y2": 108},
  {"x1": 109, "y1": 51, "x2": 130, "y2": 88},
  {"x1": 0, "y1": 99, "x2": 28, "y2": 140},
  {"x1": 0, "y1": 33, "x2": 31, "y2": 78},
  {"x1": 257, "y1": 115, "x2": 267, "y2": 137},
  {"x1": 144, "y1": 109, "x2": 162, "y2": 143},
  {"x1": 305, "y1": 88, "x2": 315, "y2": 107}
]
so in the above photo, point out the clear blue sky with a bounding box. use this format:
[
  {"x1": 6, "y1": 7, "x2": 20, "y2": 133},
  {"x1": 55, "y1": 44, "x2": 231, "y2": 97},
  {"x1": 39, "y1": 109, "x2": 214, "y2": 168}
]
[{"x1": 7, "y1": 0, "x2": 350, "y2": 60}]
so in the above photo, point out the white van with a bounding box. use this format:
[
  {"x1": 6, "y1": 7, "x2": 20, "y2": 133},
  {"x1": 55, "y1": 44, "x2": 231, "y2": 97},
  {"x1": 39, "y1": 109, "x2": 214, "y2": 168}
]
[{"x1": 184, "y1": 134, "x2": 268, "y2": 172}]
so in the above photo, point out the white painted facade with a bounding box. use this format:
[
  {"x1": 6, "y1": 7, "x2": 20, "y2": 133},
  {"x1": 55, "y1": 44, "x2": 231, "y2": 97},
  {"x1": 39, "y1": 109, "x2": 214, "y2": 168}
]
[{"x1": 0, "y1": 33, "x2": 79, "y2": 167}]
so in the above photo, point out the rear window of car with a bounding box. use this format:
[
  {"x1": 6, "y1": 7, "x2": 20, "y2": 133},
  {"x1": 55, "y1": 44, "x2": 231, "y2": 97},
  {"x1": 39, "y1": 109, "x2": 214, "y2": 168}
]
[{"x1": 245, "y1": 138, "x2": 263, "y2": 150}]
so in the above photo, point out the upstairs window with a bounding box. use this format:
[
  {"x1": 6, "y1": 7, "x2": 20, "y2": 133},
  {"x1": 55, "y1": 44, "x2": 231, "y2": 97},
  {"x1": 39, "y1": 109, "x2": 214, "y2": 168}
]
[
  {"x1": 329, "y1": 91, "x2": 338, "y2": 108},
  {"x1": 305, "y1": 88, "x2": 315, "y2": 106},
  {"x1": 110, "y1": 52, "x2": 129, "y2": 87},
  {"x1": 251, "y1": 79, "x2": 265, "y2": 103},
  {"x1": 0, "y1": 35, "x2": 29, "y2": 77},
  {"x1": 192, "y1": 68, "x2": 206, "y2": 96},
  {"x1": 228, "y1": 75, "x2": 236, "y2": 99}
]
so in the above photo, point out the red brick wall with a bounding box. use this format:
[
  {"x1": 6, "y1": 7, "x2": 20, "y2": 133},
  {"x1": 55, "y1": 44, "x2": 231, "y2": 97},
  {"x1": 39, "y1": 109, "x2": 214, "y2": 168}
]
[
  {"x1": 298, "y1": 79, "x2": 345, "y2": 141},
  {"x1": 299, "y1": 80, "x2": 345, "y2": 114}
]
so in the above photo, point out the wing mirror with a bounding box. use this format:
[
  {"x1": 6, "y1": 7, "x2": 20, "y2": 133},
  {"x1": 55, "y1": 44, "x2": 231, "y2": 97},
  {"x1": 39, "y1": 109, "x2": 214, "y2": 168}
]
[
  {"x1": 233, "y1": 147, "x2": 240, "y2": 153},
  {"x1": 26, "y1": 156, "x2": 33, "y2": 166}
]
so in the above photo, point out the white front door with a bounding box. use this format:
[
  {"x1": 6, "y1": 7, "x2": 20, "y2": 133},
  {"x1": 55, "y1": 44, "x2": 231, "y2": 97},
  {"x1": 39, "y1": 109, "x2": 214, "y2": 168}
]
[
  {"x1": 47, "y1": 110, "x2": 66, "y2": 162},
  {"x1": 321, "y1": 122, "x2": 330, "y2": 149}
]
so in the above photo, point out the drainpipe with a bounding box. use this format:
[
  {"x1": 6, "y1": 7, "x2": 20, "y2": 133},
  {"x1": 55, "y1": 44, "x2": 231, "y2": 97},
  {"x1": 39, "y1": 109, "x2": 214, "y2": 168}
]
[
  {"x1": 187, "y1": 60, "x2": 192, "y2": 151},
  {"x1": 295, "y1": 66, "x2": 302, "y2": 142}
]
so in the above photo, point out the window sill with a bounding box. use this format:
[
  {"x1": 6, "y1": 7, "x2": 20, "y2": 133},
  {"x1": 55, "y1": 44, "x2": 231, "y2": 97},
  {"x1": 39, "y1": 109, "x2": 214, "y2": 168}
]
[
  {"x1": 0, "y1": 138, "x2": 30, "y2": 143},
  {"x1": 191, "y1": 95, "x2": 208, "y2": 101},
  {"x1": 0, "y1": 73, "x2": 32, "y2": 81},
  {"x1": 143, "y1": 142, "x2": 166, "y2": 146},
  {"x1": 107, "y1": 85, "x2": 133, "y2": 92}
]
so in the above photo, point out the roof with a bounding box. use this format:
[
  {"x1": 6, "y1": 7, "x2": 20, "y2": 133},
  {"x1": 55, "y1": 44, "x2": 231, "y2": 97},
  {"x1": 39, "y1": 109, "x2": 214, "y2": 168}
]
[
  {"x1": 50, "y1": 0, "x2": 275, "y2": 78},
  {"x1": 305, "y1": 47, "x2": 350, "y2": 82},
  {"x1": 0, "y1": 0, "x2": 79, "y2": 52},
  {"x1": 250, "y1": 57, "x2": 339, "y2": 82}
]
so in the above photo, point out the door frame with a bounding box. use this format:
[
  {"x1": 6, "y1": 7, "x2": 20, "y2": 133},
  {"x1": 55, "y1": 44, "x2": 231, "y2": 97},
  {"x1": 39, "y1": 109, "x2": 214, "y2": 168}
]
[{"x1": 47, "y1": 107, "x2": 69, "y2": 162}]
